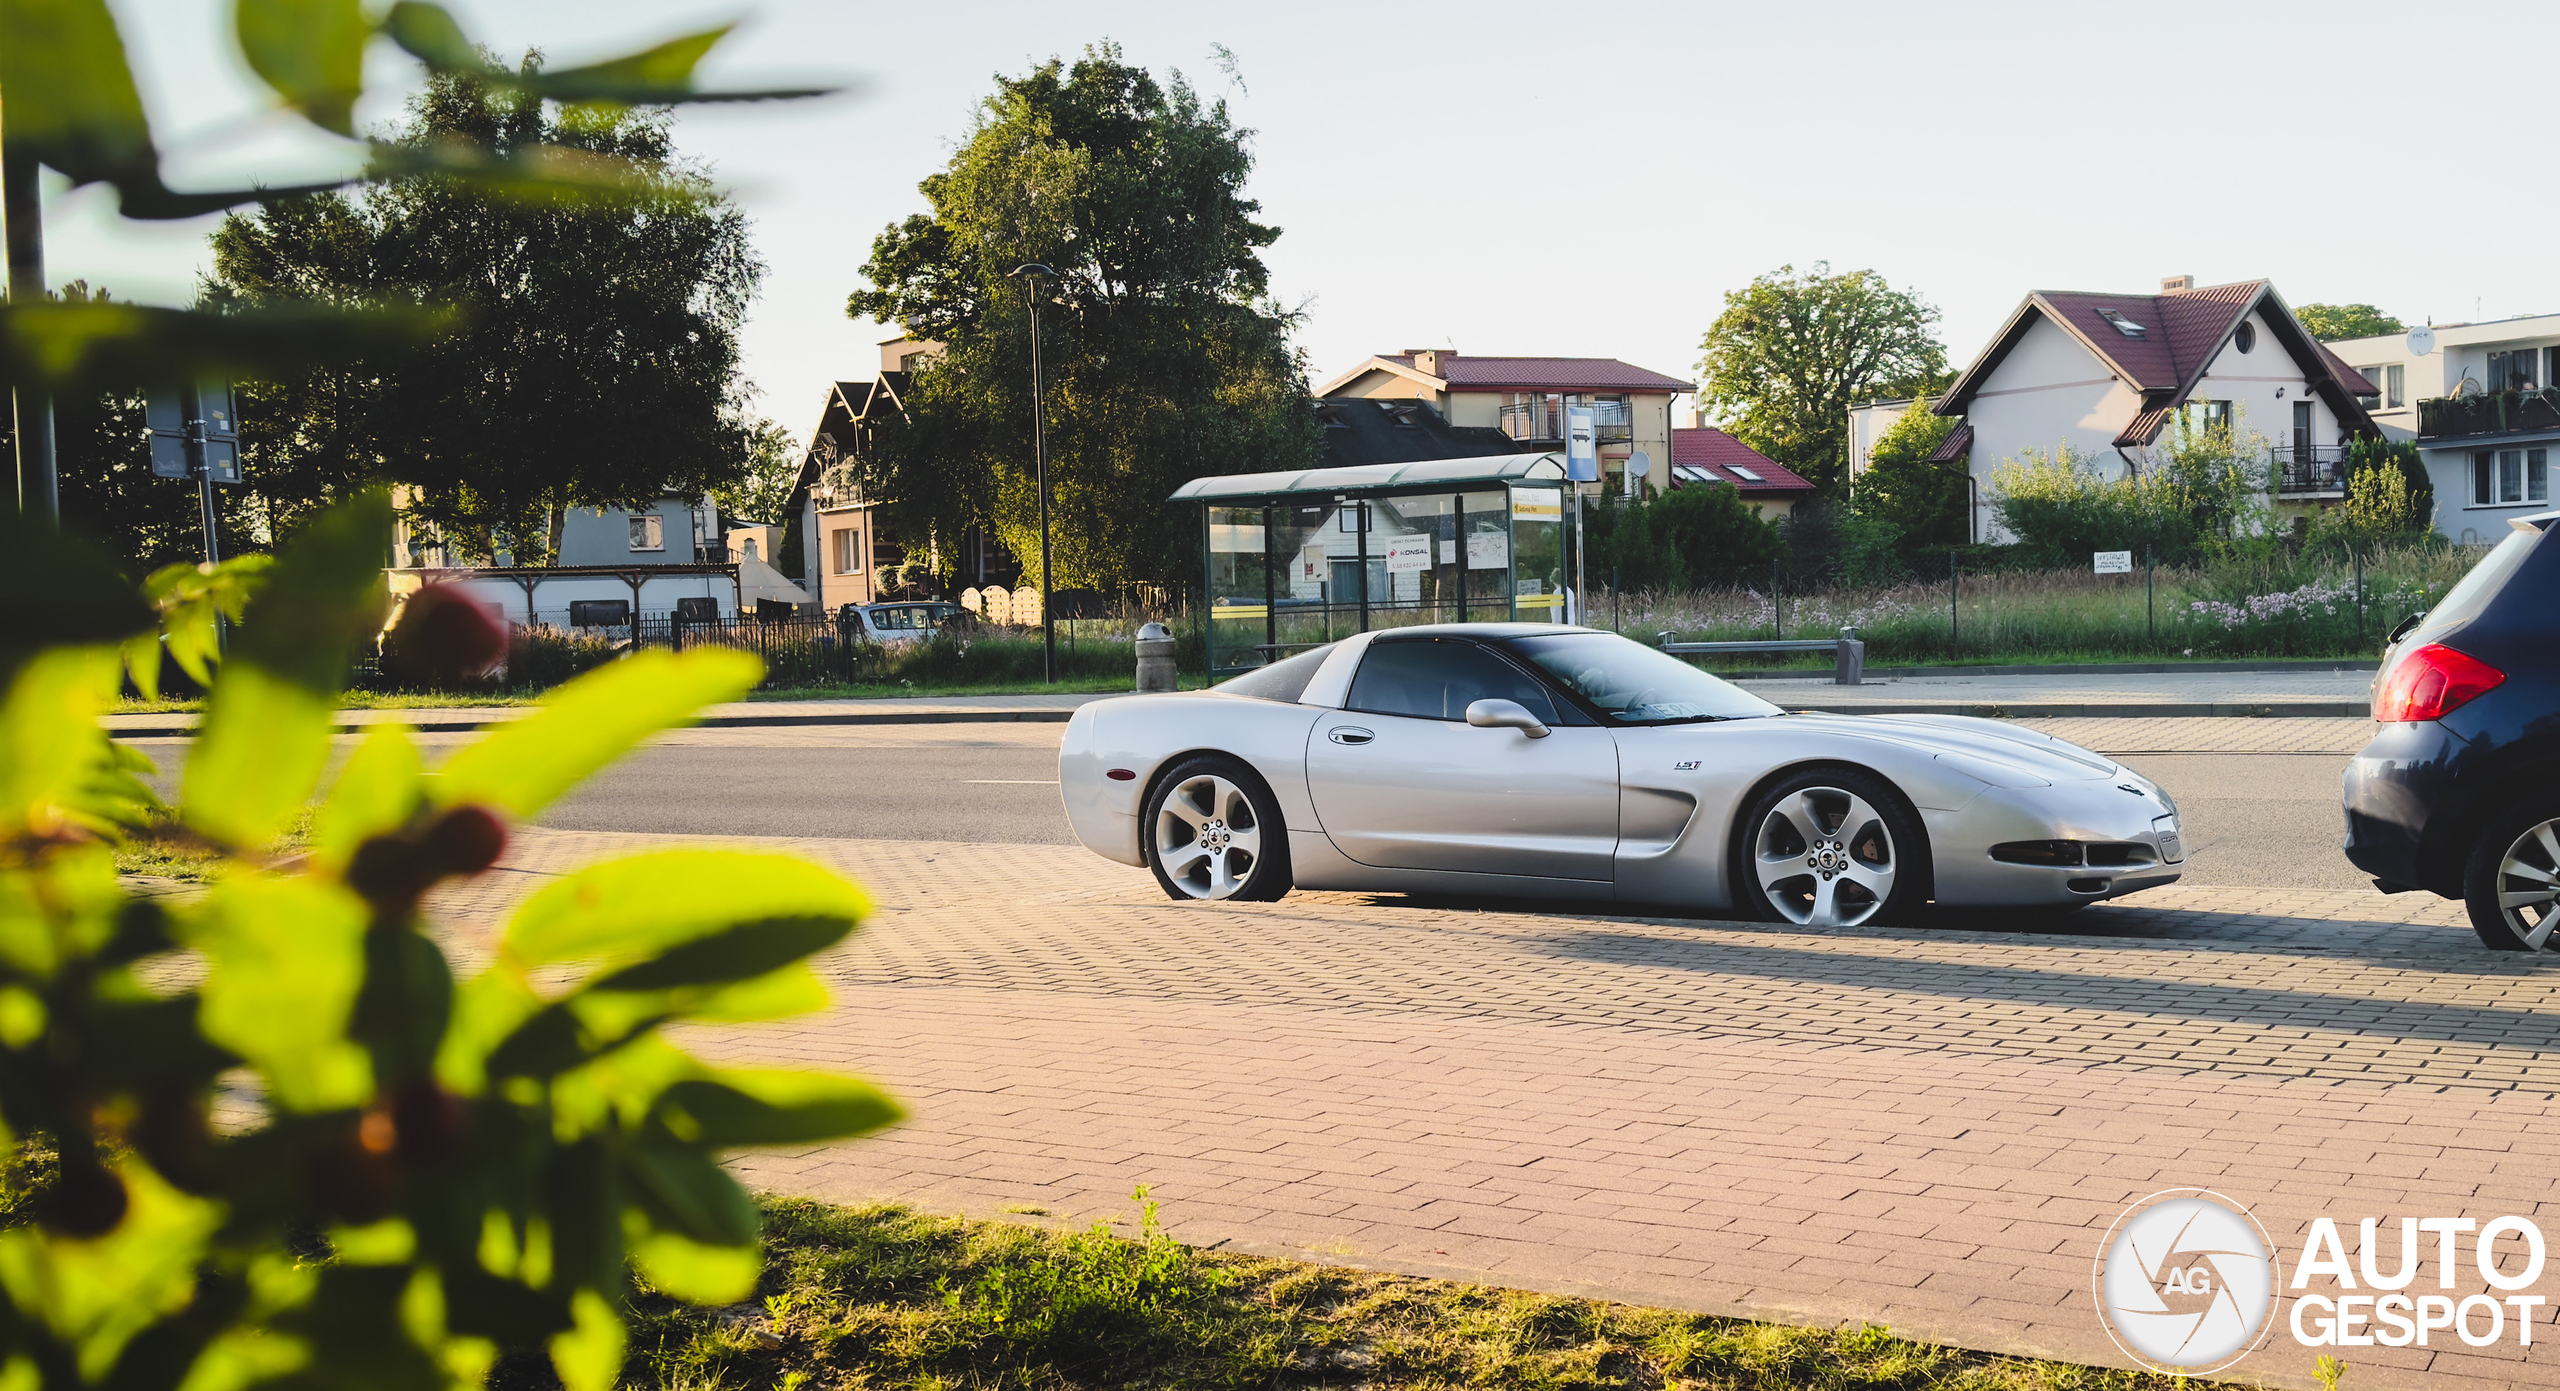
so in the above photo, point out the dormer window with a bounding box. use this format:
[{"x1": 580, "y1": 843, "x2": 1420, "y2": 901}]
[{"x1": 2096, "y1": 308, "x2": 2148, "y2": 339}]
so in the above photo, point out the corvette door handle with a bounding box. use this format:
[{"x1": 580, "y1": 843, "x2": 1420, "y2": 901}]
[{"x1": 1329, "y1": 727, "x2": 1374, "y2": 745}]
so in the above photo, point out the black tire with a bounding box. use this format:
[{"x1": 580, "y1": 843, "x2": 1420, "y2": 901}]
[
  {"x1": 1142, "y1": 756, "x2": 1293, "y2": 903},
  {"x1": 1731, "y1": 765, "x2": 1928, "y2": 928},
  {"x1": 2463, "y1": 790, "x2": 2560, "y2": 951}
]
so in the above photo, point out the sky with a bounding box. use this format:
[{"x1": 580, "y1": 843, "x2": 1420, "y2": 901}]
[{"x1": 50, "y1": 0, "x2": 2560, "y2": 450}]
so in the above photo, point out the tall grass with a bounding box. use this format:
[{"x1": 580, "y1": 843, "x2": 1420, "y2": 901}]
[{"x1": 1613, "y1": 540, "x2": 2479, "y2": 665}]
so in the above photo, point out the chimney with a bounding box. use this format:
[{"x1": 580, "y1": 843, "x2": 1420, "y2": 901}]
[
  {"x1": 1406, "y1": 348, "x2": 1450, "y2": 377},
  {"x1": 2160, "y1": 274, "x2": 2195, "y2": 293}
]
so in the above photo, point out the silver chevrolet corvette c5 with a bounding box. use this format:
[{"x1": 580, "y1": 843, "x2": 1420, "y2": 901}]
[{"x1": 1057, "y1": 624, "x2": 2184, "y2": 925}]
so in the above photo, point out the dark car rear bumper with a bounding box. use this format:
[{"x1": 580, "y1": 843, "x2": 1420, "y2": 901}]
[{"x1": 2342, "y1": 720, "x2": 2459, "y2": 891}]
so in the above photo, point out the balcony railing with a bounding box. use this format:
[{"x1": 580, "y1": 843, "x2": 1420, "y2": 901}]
[
  {"x1": 1498, "y1": 396, "x2": 1633, "y2": 443},
  {"x1": 2417, "y1": 388, "x2": 2560, "y2": 440},
  {"x1": 2276, "y1": 448, "x2": 2349, "y2": 495}
]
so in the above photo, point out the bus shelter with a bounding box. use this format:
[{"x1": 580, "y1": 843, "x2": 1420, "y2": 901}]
[{"x1": 1171, "y1": 452, "x2": 1574, "y2": 679}]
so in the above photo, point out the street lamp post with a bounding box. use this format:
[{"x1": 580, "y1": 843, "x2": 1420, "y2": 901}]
[{"x1": 1009, "y1": 262, "x2": 1058, "y2": 684}]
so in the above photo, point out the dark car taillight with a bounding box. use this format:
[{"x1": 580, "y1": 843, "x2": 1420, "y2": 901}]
[{"x1": 2373, "y1": 643, "x2": 2506, "y2": 723}]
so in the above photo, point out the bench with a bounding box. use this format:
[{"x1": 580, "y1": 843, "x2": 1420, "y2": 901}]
[{"x1": 1657, "y1": 627, "x2": 1867, "y2": 686}]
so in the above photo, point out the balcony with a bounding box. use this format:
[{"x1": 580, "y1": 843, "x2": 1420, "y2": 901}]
[
  {"x1": 2275, "y1": 446, "x2": 2348, "y2": 496},
  {"x1": 1498, "y1": 394, "x2": 1632, "y2": 444},
  {"x1": 2417, "y1": 388, "x2": 2560, "y2": 441}
]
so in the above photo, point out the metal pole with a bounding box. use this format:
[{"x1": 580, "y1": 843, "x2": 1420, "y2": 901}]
[
  {"x1": 1261, "y1": 503, "x2": 1275, "y2": 660},
  {"x1": 2146, "y1": 546, "x2": 2155, "y2": 645},
  {"x1": 1453, "y1": 493, "x2": 1465, "y2": 624},
  {"x1": 180, "y1": 383, "x2": 219, "y2": 563},
  {"x1": 1772, "y1": 558, "x2": 1782, "y2": 640},
  {"x1": 2354, "y1": 547, "x2": 2365, "y2": 643},
  {"x1": 1573, "y1": 484, "x2": 1586, "y2": 625},
  {"x1": 1354, "y1": 500, "x2": 1370, "y2": 632},
  {"x1": 5, "y1": 139, "x2": 58, "y2": 523},
  {"x1": 1027, "y1": 291, "x2": 1054, "y2": 684}
]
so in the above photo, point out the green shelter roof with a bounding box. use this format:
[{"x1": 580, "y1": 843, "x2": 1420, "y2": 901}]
[{"x1": 1170, "y1": 452, "x2": 1567, "y2": 503}]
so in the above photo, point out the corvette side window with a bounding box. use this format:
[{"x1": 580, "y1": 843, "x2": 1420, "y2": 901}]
[{"x1": 1345, "y1": 640, "x2": 1558, "y2": 723}]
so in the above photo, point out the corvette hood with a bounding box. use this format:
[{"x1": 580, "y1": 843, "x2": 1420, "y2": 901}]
[{"x1": 1760, "y1": 711, "x2": 2121, "y2": 782}]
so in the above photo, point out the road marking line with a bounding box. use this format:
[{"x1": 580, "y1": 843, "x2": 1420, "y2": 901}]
[{"x1": 964, "y1": 779, "x2": 1060, "y2": 784}]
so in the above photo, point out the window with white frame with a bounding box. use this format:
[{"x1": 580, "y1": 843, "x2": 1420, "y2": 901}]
[
  {"x1": 2387, "y1": 363, "x2": 2405, "y2": 409},
  {"x1": 832, "y1": 527, "x2": 863, "y2": 574},
  {"x1": 2472, "y1": 448, "x2": 2551, "y2": 506},
  {"x1": 2182, "y1": 399, "x2": 2234, "y2": 434},
  {"x1": 628, "y1": 514, "x2": 664, "y2": 551}
]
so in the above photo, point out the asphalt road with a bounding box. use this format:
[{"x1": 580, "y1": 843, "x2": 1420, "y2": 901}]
[
  {"x1": 536, "y1": 744, "x2": 2370, "y2": 893},
  {"x1": 539, "y1": 744, "x2": 1074, "y2": 844},
  {"x1": 121, "y1": 733, "x2": 2372, "y2": 894}
]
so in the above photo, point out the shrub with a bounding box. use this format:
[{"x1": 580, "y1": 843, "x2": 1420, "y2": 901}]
[
  {"x1": 0, "y1": 494, "x2": 897, "y2": 1389},
  {"x1": 1988, "y1": 442, "x2": 2199, "y2": 567}
]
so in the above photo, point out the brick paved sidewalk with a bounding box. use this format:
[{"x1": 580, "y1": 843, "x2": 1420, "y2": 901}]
[{"x1": 422, "y1": 826, "x2": 2560, "y2": 1390}]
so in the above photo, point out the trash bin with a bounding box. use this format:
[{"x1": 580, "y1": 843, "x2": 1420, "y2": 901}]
[
  {"x1": 1835, "y1": 626, "x2": 1865, "y2": 686},
  {"x1": 1135, "y1": 621, "x2": 1176, "y2": 693}
]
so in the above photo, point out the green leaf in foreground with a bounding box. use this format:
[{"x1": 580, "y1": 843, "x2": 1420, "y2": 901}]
[
  {"x1": 433, "y1": 648, "x2": 760, "y2": 818},
  {"x1": 235, "y1": 0, "x2": 370, "y2": 134}
]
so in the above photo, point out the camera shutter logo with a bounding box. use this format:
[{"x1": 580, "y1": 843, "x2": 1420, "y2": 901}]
[{"x1": 2094, "y1": 1190, "x2": 2279, "y2": 1373}]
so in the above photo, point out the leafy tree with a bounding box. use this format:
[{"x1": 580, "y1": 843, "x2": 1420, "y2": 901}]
[
  {"x1": 1696, "y1": 264, "x2": 1948, "y2": 498},
  {"x1": 1583, "y1": 481, "x2": 1783, "y2": 592},
  {"x1": 2294, "y1": 303, "x2": 2405, "y2": 343},
  {"x1": 844, "y1": 44, "x2": 1318, "y2": 590},
  {"x1": 1846, "y1": 399, "x2": 1965, "y2": 551},
  {"x1": 207, "y1": 69, "x2": 768, "y2": 562},
  {"x1": 2320, "y1": 437, "x2": 2436, "y2": 549},
  {"x1": 713, "y1": 418, "x2": 805, "y2": 526}
]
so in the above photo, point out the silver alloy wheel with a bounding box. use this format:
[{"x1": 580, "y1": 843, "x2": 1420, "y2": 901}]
[
  {"x1": 1754, "y1": 786, "x2": 1897, "y2": 927},
  {"x1": 1153, "y1": 772, "x2": 1264, "y2": 900},
  {"x1": 2489, "y1": 816, "x2": 2560, "y2": 950}
]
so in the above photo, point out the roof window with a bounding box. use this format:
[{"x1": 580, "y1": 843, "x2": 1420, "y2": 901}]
[
  {"x1": 1729, "y1": 464, "x2": 1766, "y2": 483},
  {"x1": 1673, "y1": 465, "x2": 1718, "y2": 484},
  {"x1": 2096, "y1": 308, "x2": 2148, "y2": 339}
]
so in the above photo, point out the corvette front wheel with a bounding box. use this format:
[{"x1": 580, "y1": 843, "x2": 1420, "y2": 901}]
[
  {"x1": 1734, "y1": 767, "x2": 1925, "y2": 928},
  {"x1": 1143, "y1": 756, "x2": 1292, "y2": 903}
]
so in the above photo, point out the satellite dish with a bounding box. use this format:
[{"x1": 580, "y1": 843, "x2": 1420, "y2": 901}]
[
  {"x1": 2407, "y1": 325, "x2": 2437, "y2": 356},
  {"x1": 1626, "y1": 450, "x2": 1652, "y2": 478}
]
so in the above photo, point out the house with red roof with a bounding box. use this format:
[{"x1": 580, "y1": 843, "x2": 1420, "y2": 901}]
[
  {"x1": 1317, "y1": 350, "x2": 1694, "y2": 499},
  {"x1": 1668, "y1": 425, "x2": 1815, "y2": 519},
  {"x1": 1866, "y1": 276, "x2": 2383, "y2": 543}
]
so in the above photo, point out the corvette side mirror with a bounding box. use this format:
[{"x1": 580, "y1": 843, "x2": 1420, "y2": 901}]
[{"x1": 1466, "y1": 698, "x2": 1550, "y2": 739}]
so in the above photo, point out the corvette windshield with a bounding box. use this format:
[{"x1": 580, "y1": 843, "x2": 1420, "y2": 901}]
[{"x1": 1507, "y1": 633, "x2": 1783, "y2": 724}]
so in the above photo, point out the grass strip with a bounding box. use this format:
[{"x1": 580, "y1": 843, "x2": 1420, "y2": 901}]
[{"x1": 572, "y1": 1192, "x2": 2209, "y2": 1391}]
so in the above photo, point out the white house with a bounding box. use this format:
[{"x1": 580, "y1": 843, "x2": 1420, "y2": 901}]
[
  {"x1": 2326, "y1": 314, "x2": 2560, "y2": 543},
  {"x1": 1868, "y1": 277, "x2": 2383, "y2": 543}
]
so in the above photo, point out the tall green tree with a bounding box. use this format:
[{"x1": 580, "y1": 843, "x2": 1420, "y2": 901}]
[
  {"x1": 206, "y1": 67, "x2": 768, "y2": 561},
  {"x1": 1847, "y1": 398, "x2": 1966, "y2": 550},
  {"x1": 844, "y1": 43, "x2": 1318, "y2": 589},
  {"x1": 1696, "y1": 264, "x2": 1948, "y2": 498},
  {"x1": 2294, "y1": 303, "x2": 2405, "y2": 342}
]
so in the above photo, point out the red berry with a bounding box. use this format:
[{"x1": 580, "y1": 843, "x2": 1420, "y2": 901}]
[
  {"x1": 390, "y1": 1079, "x2": 469, "y2": 1160},
  {"x1": 347, "y1": 835, "x2": 437, "y2": 909},
  {"x1": 388, "y1": 585, "x2": 507, "y2": 687},
  {"x1": 43, "y1": 1157, "x2": 128, "y2": 1237},
  {"x1": 423, "y1": 805, "x2": 507, "y2": 877}
]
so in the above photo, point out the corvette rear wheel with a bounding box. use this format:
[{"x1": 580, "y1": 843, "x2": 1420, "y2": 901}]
[
  {"x1": 2465, "y1": 792, "x2": 2560, "y2": 951},
  {"x1": 1144, "y1": 757, "x2": 1292, "y2": 903},
  {"x1": 1735, "y1": 767, "x2": 1924, "y2": 928}
]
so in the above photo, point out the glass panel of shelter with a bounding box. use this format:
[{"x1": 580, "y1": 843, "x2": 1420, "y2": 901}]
[{"x1": 1205, "y1": 484, "x2": 1572, "y2": 678}]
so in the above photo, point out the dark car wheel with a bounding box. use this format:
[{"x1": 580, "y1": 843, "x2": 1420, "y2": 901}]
[
  {"x1": 1733, "y1": 765, "x2": 1927, "y2": 928},
  {"x1": 1143, "y1": 756, "x2": 1292, "y2": 903},
  {"x1": 2464, "y1": 791, "x2": 2560, "y2": 951}
]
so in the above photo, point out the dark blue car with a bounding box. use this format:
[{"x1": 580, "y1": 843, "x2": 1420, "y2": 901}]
[{"x1": 2343, "y1": 508, "x2": 2560, "y2": 949}]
